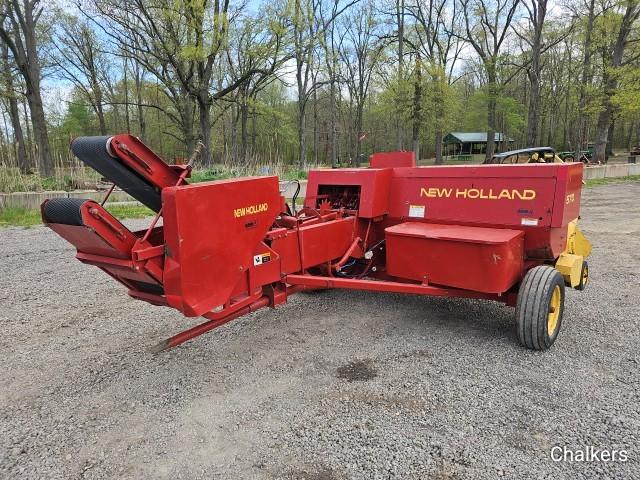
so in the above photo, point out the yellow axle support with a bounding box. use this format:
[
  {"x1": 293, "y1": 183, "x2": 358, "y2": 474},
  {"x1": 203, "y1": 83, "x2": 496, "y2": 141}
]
[{"x1": 555, "y1": 219, "x2": 592, "y2": 288}]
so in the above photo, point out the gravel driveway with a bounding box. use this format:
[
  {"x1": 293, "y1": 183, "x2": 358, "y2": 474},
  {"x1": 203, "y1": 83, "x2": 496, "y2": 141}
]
[{"x1": 1, "y1": 182, "x2": 638, "y2": 480}]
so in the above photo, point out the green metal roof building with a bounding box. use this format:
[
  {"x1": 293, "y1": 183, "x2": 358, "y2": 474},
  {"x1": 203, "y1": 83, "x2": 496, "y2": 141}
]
[{"x1": 443, "y1": 132, "x2": 514, "y2": 155}]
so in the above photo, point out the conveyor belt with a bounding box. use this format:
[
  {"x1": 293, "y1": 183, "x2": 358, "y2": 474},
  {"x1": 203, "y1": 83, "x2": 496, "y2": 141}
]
[
  {"x1": 42, "y1": 198, "x2": 87, "y2": 226},
  {"x1": 71, "y1": 136, "x2": 162, "y2": 212}
]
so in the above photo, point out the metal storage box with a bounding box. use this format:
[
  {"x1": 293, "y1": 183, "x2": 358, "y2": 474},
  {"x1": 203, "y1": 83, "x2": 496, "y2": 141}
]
[{"x1": 385, "y1": 223, "x2": 524, "y2": 293}]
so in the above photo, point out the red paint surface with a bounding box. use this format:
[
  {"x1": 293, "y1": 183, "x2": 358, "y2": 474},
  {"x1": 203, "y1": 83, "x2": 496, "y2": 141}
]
[{"x1": 385, "y1": 223, "x2": 524, "y2": 293}]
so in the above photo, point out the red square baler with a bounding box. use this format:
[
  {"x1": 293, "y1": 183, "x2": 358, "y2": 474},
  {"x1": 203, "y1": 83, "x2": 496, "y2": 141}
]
[{"x1": 42, "y1": 136, "x2": 592, "y2": 351}]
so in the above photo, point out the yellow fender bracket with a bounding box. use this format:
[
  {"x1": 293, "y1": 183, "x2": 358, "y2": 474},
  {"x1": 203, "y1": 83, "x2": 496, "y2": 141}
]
[
  {"x1": 556, "y1": 253, "x2": 583, "y2": 287},
  {"x1": 556, "y1": 219, "x2": 592, "y2": 287},
  {"x1": 566, "y1": 220, "x2": 592, "y2": 258}
]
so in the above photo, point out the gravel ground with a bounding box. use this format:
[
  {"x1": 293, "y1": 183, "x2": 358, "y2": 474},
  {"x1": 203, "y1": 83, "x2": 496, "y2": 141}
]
[{"x1": 1, "y1": 182, "x2": 638, "y2": 480}]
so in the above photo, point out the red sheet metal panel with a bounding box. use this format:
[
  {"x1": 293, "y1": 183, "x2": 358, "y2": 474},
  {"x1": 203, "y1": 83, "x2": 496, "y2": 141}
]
[
  {"x1": 369, "y1": 151, "x2": 416, "y2": 168},
  {"x1": 551, "y1": 162, "x2": 583, "y2": 228},
  {"x1": 298, "y1": 216, "x2": 356, "y2": 269},
  {"x1": 109, "y1": 134, "x2": 185, "y2": 189},
  {"x1": 162, "y1": 176, "x2": 280, "y2": 317},
  {"x1": 305, "y1": 168, "x2": 392, "y2": 218},
  {"x1": 384, "y1": 163, "x2": 582, "y2": 259},
  {"x1": 385, "y1": 222, "x2": 524, "y2": 293}
]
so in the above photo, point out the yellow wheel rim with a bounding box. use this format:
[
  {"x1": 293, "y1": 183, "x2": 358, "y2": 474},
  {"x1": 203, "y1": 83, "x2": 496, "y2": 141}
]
[
  {"x1": 582, "y1": 264, "x2": 589, "y2": 287},
  {"x1": 547, "y1": 285, "x2": 561, "y2": 335}
]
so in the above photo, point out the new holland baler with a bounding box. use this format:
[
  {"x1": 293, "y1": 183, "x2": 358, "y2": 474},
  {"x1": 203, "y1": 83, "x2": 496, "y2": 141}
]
[{"x1": 42, "y1": 135, "x2": 592, "y2": 351}]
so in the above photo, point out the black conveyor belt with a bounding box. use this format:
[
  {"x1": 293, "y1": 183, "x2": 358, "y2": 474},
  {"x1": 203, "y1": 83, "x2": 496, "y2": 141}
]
[
  {"x1": 71, "y1": 136, "x2": 162, "y2": 212},
  {"x1": 43, "y1": 198, "x2": 87, "y2": 226}
]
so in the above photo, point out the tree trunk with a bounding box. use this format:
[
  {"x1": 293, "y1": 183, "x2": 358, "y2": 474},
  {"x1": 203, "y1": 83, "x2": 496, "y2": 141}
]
[
  {"x1": 593, "y1": 2, "x2": 638, "y2": 163},
  {"x1": 576, "y1": 0, "x2": 596, "y2": 154},
  {"x1": 94, "y1": 87, "x2": 107, "y2": 135},
  {"x1": 7, "y1": 91, "x2": 29, "y2": 173},
  {"x1": 396, "y1": 0, "x2": 404, "y2": 150},
  {"x1": 123, "y1": 56, "x2": 130, "y2": 133},
  {"x1": 251, "y1": 97, "x2": 257, "y2": 155},
  {"x1": 625, "y1": 120, "x2": 635, "y2": 150},
  {"x1": 25, "y1": 46, "x2": 53, "y2": 175},
  {"x1": 298, "y1": 101, "x2": 306, "y2": 169},
  {"x1": 1, "y1": 3, "x2": 53, "y2": 176},
  {"x1": 435, "y1": 130, "x2": 443, "y2": 165},
  {"x1": 593, "y1": 104, "x2": 612, "y2": 163},
  {"x1": 313, "y1": 88, "x2": 318, "y2": 165},
  {"x1": 198, "y1": 96, "x2": 213, "y2": 166},
  {"x1": 485, "y1": 66, "x2": 498, "y2": 162},
  {"x1": 354, "y1": 105, "x2": 363, "y2": 166},
  {"x1": 180, "y1": 93, "x2": 196, "y2": 159},
  {"x1": 240, "y1": 99, "x2": 248, "y2": 163},
  {"x1": 135, "y1": 69, "x2": 146, "y2": 140},
  {"x1": 22, "y1": 99, "x2": 33, "y2": 164},
  {"x1": 1, "y1": 44, "x2": 29, "y2": 172},
  {"x1": 329, "y1": 79, "x2": 337, "y2": 168},
  {"x1": 526, "y1": 0, "x2": 547, "y2": 146},
  {"x1": 28, "y1": 89, "x2": 53, "y2": 176},
  {"x1": 606, "y1": 119, "x2": 615, "y2": 158},
  {"x1": 434, "y1": 72, "x2": 445, "y2": 165},
  {"x1": 411, "y1": 57, "x2": 422, "y2": 161}
]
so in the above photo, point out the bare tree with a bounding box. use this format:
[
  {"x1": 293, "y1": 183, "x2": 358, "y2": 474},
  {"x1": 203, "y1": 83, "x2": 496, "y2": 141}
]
[
  {"x1": 89, "y1": 0, "x2": 282, "y2": 165},
  {"x1": 396, "y1": 0, "x2": 405, "y2": 149},
  {"x1": 319, "y1": 0, "x2": 346, "y2": 167},
  {"x1": 406, "y1": 0, "x2": 463, "y2": 162},
  {"x1": 226, "y1": 15, "x2": 286, "y2": 163},
  {"x1": 458, "y1": 0, "x2": 521, "y2": 161},
  {"x1": 339, "y1": 1, "x2": 384, "y2": 165},
  {"x1": 521, "y1": 0, "x2": 548, "y2": 146},
  {"x1": 512, "y1": 0, "x2": 572, "y2": 147},
  {"x1": 574, "y1": 0, "x2": 597, "y2": 155},
  {"x1": 0, "y1": 0, "x2": 53, "y2": 175},
  {"x1": 292, "y1": 0, "x2": 322, "y2": 168},
  {"x1": 0, "y1": 40, "x2": 28, "y2": 171},
  {"x1": 52, "y1": 15, "x2": 111, "y2": 135},
  {"x1": 592, "y1": 0, "x2": 640, "y2": 162}
]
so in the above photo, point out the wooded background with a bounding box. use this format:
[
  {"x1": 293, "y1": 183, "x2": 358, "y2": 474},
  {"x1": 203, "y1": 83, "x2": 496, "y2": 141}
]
[{"x1": 1, "y1": 0, "x2": 639, "y2": 179}]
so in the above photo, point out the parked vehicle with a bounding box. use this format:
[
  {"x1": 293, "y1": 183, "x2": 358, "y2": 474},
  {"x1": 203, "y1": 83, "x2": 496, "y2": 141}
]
[
  {"x1": 558, "y1": 143, "x2": 594, "y2": 163},
  {"x1": 483, "y1": 147, "x2": 563, "y2": 165}
]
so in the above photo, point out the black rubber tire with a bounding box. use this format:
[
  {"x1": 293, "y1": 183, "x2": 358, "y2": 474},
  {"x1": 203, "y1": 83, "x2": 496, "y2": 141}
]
[
  {"x1": 516, "y1": 266, "x2": 565, "y2": 350},
  {"x1": 575, "y1": 261, "x2": 589, "y2": 291},
  {"x1": 564, "y1": 155, "x2": 575, "y2": 162}
]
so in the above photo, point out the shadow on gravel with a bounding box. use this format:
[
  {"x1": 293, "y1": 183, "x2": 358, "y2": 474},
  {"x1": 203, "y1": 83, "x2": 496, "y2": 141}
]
[
  {"x1": 319, "y1": 289, "x2": 516, "y2": 347},
  {"x1": 336, "y1": 358, "x2": 378, "y2": 382}
]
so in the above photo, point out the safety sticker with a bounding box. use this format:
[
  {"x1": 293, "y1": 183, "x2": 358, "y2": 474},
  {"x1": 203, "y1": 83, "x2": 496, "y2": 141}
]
[
  {"x1": 521, "y1": 218, "x2": 539, "y2": 226},
  {"x1": 253, "y1": 252, "x2": 271, "y2": 266},
  {"x1": 409, "y1": 205, "x2": 425, "y2": 218}
]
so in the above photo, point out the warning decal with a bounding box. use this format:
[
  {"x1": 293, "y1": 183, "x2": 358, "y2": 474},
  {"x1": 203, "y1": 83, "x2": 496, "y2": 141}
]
[
  {"x1": 409, "y1": 205, "x2": 426, "y2": 218},
  {"x1": 253, "y1": 252, "x2": 272, "y2": 266}
]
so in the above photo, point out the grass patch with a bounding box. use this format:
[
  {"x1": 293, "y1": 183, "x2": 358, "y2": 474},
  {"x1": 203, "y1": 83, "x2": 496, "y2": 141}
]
[
  {"x1": 584, "y1": 174, "x2": 640, "y2": 187},
  {"x1": 189, "y1": 168, "x2": 233, "y2": 182},
  {"x1": 0, "y1": 202, "x2": 153, "y2": 228},
  {"x1": 105, "y1": 203, "x2": 154, "y2": 219},
  {"x1": 0, "y1": 207, "x2": 42, "y2": 227},
  {"x1": 190, "y1": 166, "x2": 309, "y2": 182},
  {"x1": 281, "y1": 169, "x2": 308, "y2": 180},
  {"x1": 0, "y1": 166, "x2": 102, "y2": 193}
]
